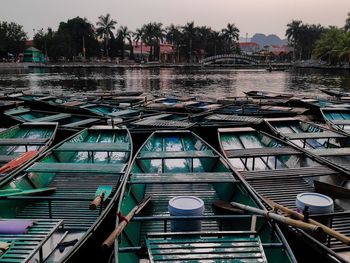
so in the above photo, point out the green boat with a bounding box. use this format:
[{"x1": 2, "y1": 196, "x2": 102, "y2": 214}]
[
  {"x1": 218, "y1": 127, "x2": 350, "y2": 262},
  {"x1": 265, "y1": 117, "x2": 350, "y2": 171},
  {"x1": 0, "y1": 126, "x2": 132, "y2": 262},
  {"x1": 0, "y1": 122, "x2": 58, "y2": 179},
  {"x1": 4, "y1": 107, "x2": 104, "y2": 131},
  {"x1": 321, "y1": 108, "x2": 350, "y2": 136},
  {"x1": 115, "y1": 130, "x2": 296, "y2": 262}
]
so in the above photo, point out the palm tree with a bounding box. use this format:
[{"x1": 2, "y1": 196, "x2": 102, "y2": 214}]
[
  {"x1": 142, "y1": 22, "x2": 164, "y2": 61},
  {"x1": 166, "y1": 24, "x2": 181, "y2": 62},
  {"x1": 134, "y1": 28, "x2": 144, "y2": 61},
  {"x1": 221, "y1": 23, "x2": 239, "y2": 53},
  {"x1": 182, "y1": 22, "x2": 197, "y2": 62},
  {"x1": 96, "y1": 13, "x2": 117, "y2": 57},
  {"x1": 118, "y1": 26, "x2": 131, "y2": 59},
  {"x1": 345, "y1": 12, "x2": 350, "y2": 32},
  {"x1": 286, "y1": 20, "x2": 302, "y2": 61}
]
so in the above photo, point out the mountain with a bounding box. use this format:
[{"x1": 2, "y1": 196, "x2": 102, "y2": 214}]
[{"x1": 250, "y1": 33, "x2": 288, "y2": 47}]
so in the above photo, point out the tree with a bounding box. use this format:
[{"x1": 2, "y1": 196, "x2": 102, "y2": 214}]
[
  {"x1": 286, "y1": 20, "x2": 302, "y2": 60},
  {"x1": 345, "y1": 12, "x2": 350, "y2": 32},
  {"x1": 142, "y1": 22, "x2": 164, "y2": 61},
  {"x1": 166, "y1": 24, "x2": 182, "y2": 62},
  {"x1": 182, "y1": 22, "x2": 196, "y2": 62},
  {"x1": 117, "y1": 26, "x2": 131, "y2": 59},
  {"x1": 96, "y1": 14, "x2": 117, "y2": 57},
  {"x1": 0, "y1": 21, "x2": 27, "y2": 58},
  {"x1": 221, "y1": 23, "x2": 239, "y2": 53},
  {"x1": 134, "y1": 28, "x2": 144, "y2": 60}
]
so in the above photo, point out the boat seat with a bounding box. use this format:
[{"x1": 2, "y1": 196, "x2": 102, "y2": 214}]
[
  {"x1": 0, "y1": 219, "x2": 63, "y2": 263},
  {"x1": 137, "y1": 150, "x2": 216, "y2": 159},
  {"x1": 241, "y1": 166, "x2": 338, "y2": 180},
  {"x1": 108, "y1": 109, "x2": 139, "y2": 117},
  {"x1": 145, "y1": 235, "x2": 267, "y2": 262},
  {"x1": 309, "y1": 147, "x2": 350, "y2": 156},
  {"x1": 225, "y1": 147, "x2": 301, "y2": 158},
  {"x1": 26, "y1": 162, "x2": 126, "y2": 174},
  {"x1": 31, "y1": 113, "x2": 71, "y2": 122},
  {"x1": 62, "y1": 118, "x2": 100, "y2": 128},
  {"x1": 283, "y1": 132, "x2": 346, "y2": 139},
  {"x1": 332, "y1": 120, "x2": 350, "y2": 125},
  {"x1": 0, "y1": 138, "x2": 48, "y2": 146},
  {"x1": 129, "y1": 172, "x2": 238, "y2": 184},
  {"x1": 132, "y1": 119, "x2": 192, "y2": 128},
  {"x1": 55, "y1": 142, "x2": 130, "y2": 152},
  {"x1": 205, "y1": 114, "x2": 263, "y2": 124}
]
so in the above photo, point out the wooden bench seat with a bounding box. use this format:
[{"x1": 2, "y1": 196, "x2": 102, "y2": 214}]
[
  {"x1": 62, "y1": 118, "x2": 100, "y2": 128},
  {"x1": 31, "y1": 113, "x2": 71, "y2": 122},
  {"x1": 138, "y1": 150, "x2": 216, "y2": 159},
  {"x1": 241, "y1": 166, "x2": 338, "y2": 180},
  {"x1": 129, "y1": 172, "x2": 237, "y2": 184},
  {"x1": 283, "y1": 132, "x2": 346, "y2": 139},
  {"x1": 225, "y1": 147, "x2": 301, "y2": 158},
  {"x1": 308, "y1": 147, "x2": 350, "y2": 156},
  {"x1": 0, "y1": 138, "x2": 48, "y2": 146},
  {"x1": 331, "y1": 120, "x2": 350, "y2": 125},
  {"x1": 26, "y1": 162, "x2": 126, "y2": 174},
  {"x1": 55, "y1": 142, "x2": 130, "y2": 152}
]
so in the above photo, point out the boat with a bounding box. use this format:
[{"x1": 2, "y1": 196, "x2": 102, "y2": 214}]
[
  {"x1": 4, "y1": 107, "x2": 105, "y2": 131},
  {"x1": 320, "y1": 89, "x2": 350, "y2": 98},
  {"x1": 244, "y1": 91, "x2": 294, "y2": 100},
  {"x1": 0, "y1": 122, "x2": 58, "y2": 179},
  {"x1": 321, "y1": 108, "x2": 350, "y2": 136},
  {"x1": 265, "y1": 117, "x2": 350, "y2": 171},
  {"x1": 0, "y1": 125, "x2": 132, "y2": 262},
  {"x1": 112, "y1": 130, "x2": 296, "y2": 262},
  {"x1": 218, "y1": 127, "x2": 350, "y2": 262}
]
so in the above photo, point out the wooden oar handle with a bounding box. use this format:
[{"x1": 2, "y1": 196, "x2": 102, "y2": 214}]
[
  {"x1": 89, "y1": 191, "x2": 105, "y2": 210},
  {"x1": 102, "y1": 221, "x2": 128, "y2": 249}
]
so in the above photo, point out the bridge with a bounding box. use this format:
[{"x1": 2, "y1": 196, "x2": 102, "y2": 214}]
[{"x1": 201, "y1": 54, "x2": 260, "y2": 65}]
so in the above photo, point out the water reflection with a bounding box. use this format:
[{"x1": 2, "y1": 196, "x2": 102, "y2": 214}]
[{"x1": 0, "y1": 67, "x2": 350, "y2": 97}]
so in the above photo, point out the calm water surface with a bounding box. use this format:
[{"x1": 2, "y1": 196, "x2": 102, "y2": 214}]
[{"x1": 0, "y1": 67, "x2": 349, "y2": 98}]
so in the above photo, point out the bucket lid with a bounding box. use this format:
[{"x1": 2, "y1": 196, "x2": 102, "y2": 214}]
[
  {"x1": 296, "y1": 193, "x2": 334, "y2": 213},
  {"x1": 168, "y1": 196, "x2": 204, "y2": 215}
]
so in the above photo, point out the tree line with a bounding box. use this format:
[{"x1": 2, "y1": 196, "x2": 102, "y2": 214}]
[
  {"x1": 0, "y1": 14, "x2": 240, "y2": 62},
  {"x1": 286, "y1": 13, "x2": 350, "y2": 65}
]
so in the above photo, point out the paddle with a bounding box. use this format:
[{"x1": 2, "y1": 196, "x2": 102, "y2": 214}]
[
  {"x1": 102, "y1": 195, "x2": 152, "y2": 249},
  {"x1": 0, "y1": 151, "x2": 38, "y2": 174},
  {"x1": 89, "y1": 185, "x2": 113, "y2": 210},
  {"x1": 230, "y1": 202, "x2": 321, "y2": 233},
  {"x1": 261, "y1": 196, "x2": 350, "y2": 246},
  {"x1": 0, "y1": 241, "x2": 10, "y2": 251},
  {"x1": 213, "y1": 200, "x2": 245, "y2": 214}
]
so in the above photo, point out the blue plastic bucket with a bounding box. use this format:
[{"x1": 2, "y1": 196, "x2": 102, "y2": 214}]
[{"x1": 168, "y1": 196, "x2": 204, "y2": 232}]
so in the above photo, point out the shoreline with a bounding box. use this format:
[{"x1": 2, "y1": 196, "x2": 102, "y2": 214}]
[{"x1": 0, "y1": 62, "x2": 349, "y2": 70}]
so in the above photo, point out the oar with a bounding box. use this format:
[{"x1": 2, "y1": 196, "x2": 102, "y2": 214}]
[
  {"x1": 230, "y1": 202, "x2": 321, "y2": 233},
  {"x1": 0, "y1": 151, "x2": 38, "y2": 174},
  {"x1": 102, "y1": 195, "x2": 152, "y2": 249},
  {"x1": 213, "y1": 200, "x2": 244, "y2": 214},
  {"x1": 89, "y1": 185, "x2": 113, "y2": 210},
  {"x1": 261, "y1": 197, "x2": 350, "y2": 246}
]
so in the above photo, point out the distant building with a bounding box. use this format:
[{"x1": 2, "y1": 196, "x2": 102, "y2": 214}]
[
  {"x1": 133, "y1": 42, "x2": 175, "y2": 62},
  {"x1": 239, "y1": 42, "x2": 260, "y2": 54},
  {"x1": 267, "y1": 45, "x2": 293, "y2": 56},
  {"x1": 22, "y1": 47, "x2": 46, "y2": 63}
]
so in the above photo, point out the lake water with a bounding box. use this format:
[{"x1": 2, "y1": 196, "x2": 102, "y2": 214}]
[{"x1": 0, "y1": 67, "x2": 349, "y2": 98}]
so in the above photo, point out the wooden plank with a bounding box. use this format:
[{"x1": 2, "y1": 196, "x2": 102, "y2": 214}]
[
  {"x1": 0, "y1": 138, "x2": 48, "y2": 146},
  {"x1": 62, "y1": 118, "x2": 100, "y2": 128},
  {"x1": 133, "y1": 119, "x2": 192, "y2": 128},
  {"x1": 284, "y1": 132, "x2": 346, "y2": 139},
  {"x1": 138, "y1": 150, "x2": 215, "y2": 159},
  {"x1": 55, "y1": 142, "x2": 130, "y2": 152},
  {"x1": 31, "y1": 113, "x2": 71, "y2": 122},
  {"x1": 225, "y1": 147, "x2": 301, "y2": 158},
  {"x1": 332, "y1": 120, "x2": 350, "y2": 125},
  {"x1": 26, "y1": 162, "x2": 126, "y2": 174},
  {"x1": 206, "y1": 114, "x2": 262, "y2": 124},
  {"x1": 308, "y1": 147, "x2": 350, "y2": 156}
]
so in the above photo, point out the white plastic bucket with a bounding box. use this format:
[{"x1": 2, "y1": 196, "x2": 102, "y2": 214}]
[
  {"x1": 168, "y1": 196, "x2": 204, "y2": 232},
  {"x1": 296, "y1": 192, "x2": 334, "y2": 242}
]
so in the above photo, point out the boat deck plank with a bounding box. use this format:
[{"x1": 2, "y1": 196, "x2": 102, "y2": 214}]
[
  {"x1": 283, "y1": 132, "x2": 346, "y2": 139},
  {"x1": 55, "y1": 142, "x2": 130, "y2": 152},
  {"x1": 225, "y1": 147, "x2": 301, "y2": 158}
]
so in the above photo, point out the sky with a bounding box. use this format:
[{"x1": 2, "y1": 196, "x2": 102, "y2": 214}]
[{"x1": 1, "y1": 0, "x2": 349, "y2": 39}]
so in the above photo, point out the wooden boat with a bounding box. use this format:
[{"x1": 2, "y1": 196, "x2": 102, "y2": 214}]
[
  {"x1": 0, "y1": 126, "x2": 132, "y2": 262},
  {"x1": 321, "y1": 108, "x2": 350, "y2": 136},
  {"x1": 244, "y1": 91, "x2": 294, "y2": 100},
  {"x1": 320, "y1": 89, "x2": 350, "y2": 98},
  {"x1": 265, "y1": 117, "x2": 350, "y2": 171},
  {"x1": 218, "y1": 127, "x2": 350, "y2": 262},
  {"x1": 4, "y1": 107, "x2": 105, "y2": 131},
  {"x1": 113, "y1": 130, "x2": 296, "y2": 262},
  {"x1": 0, "y1": 122, "x2": 58, "y2": 179}
]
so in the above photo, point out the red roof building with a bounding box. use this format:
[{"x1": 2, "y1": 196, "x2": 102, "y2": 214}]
[{"x1": 239, "y1": 42, "x2": 260, "y2": 54}]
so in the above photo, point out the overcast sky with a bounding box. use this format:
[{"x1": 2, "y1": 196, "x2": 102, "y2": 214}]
[{"x1": 1, "y1": 0, "x2": 349, "y2": 39}]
